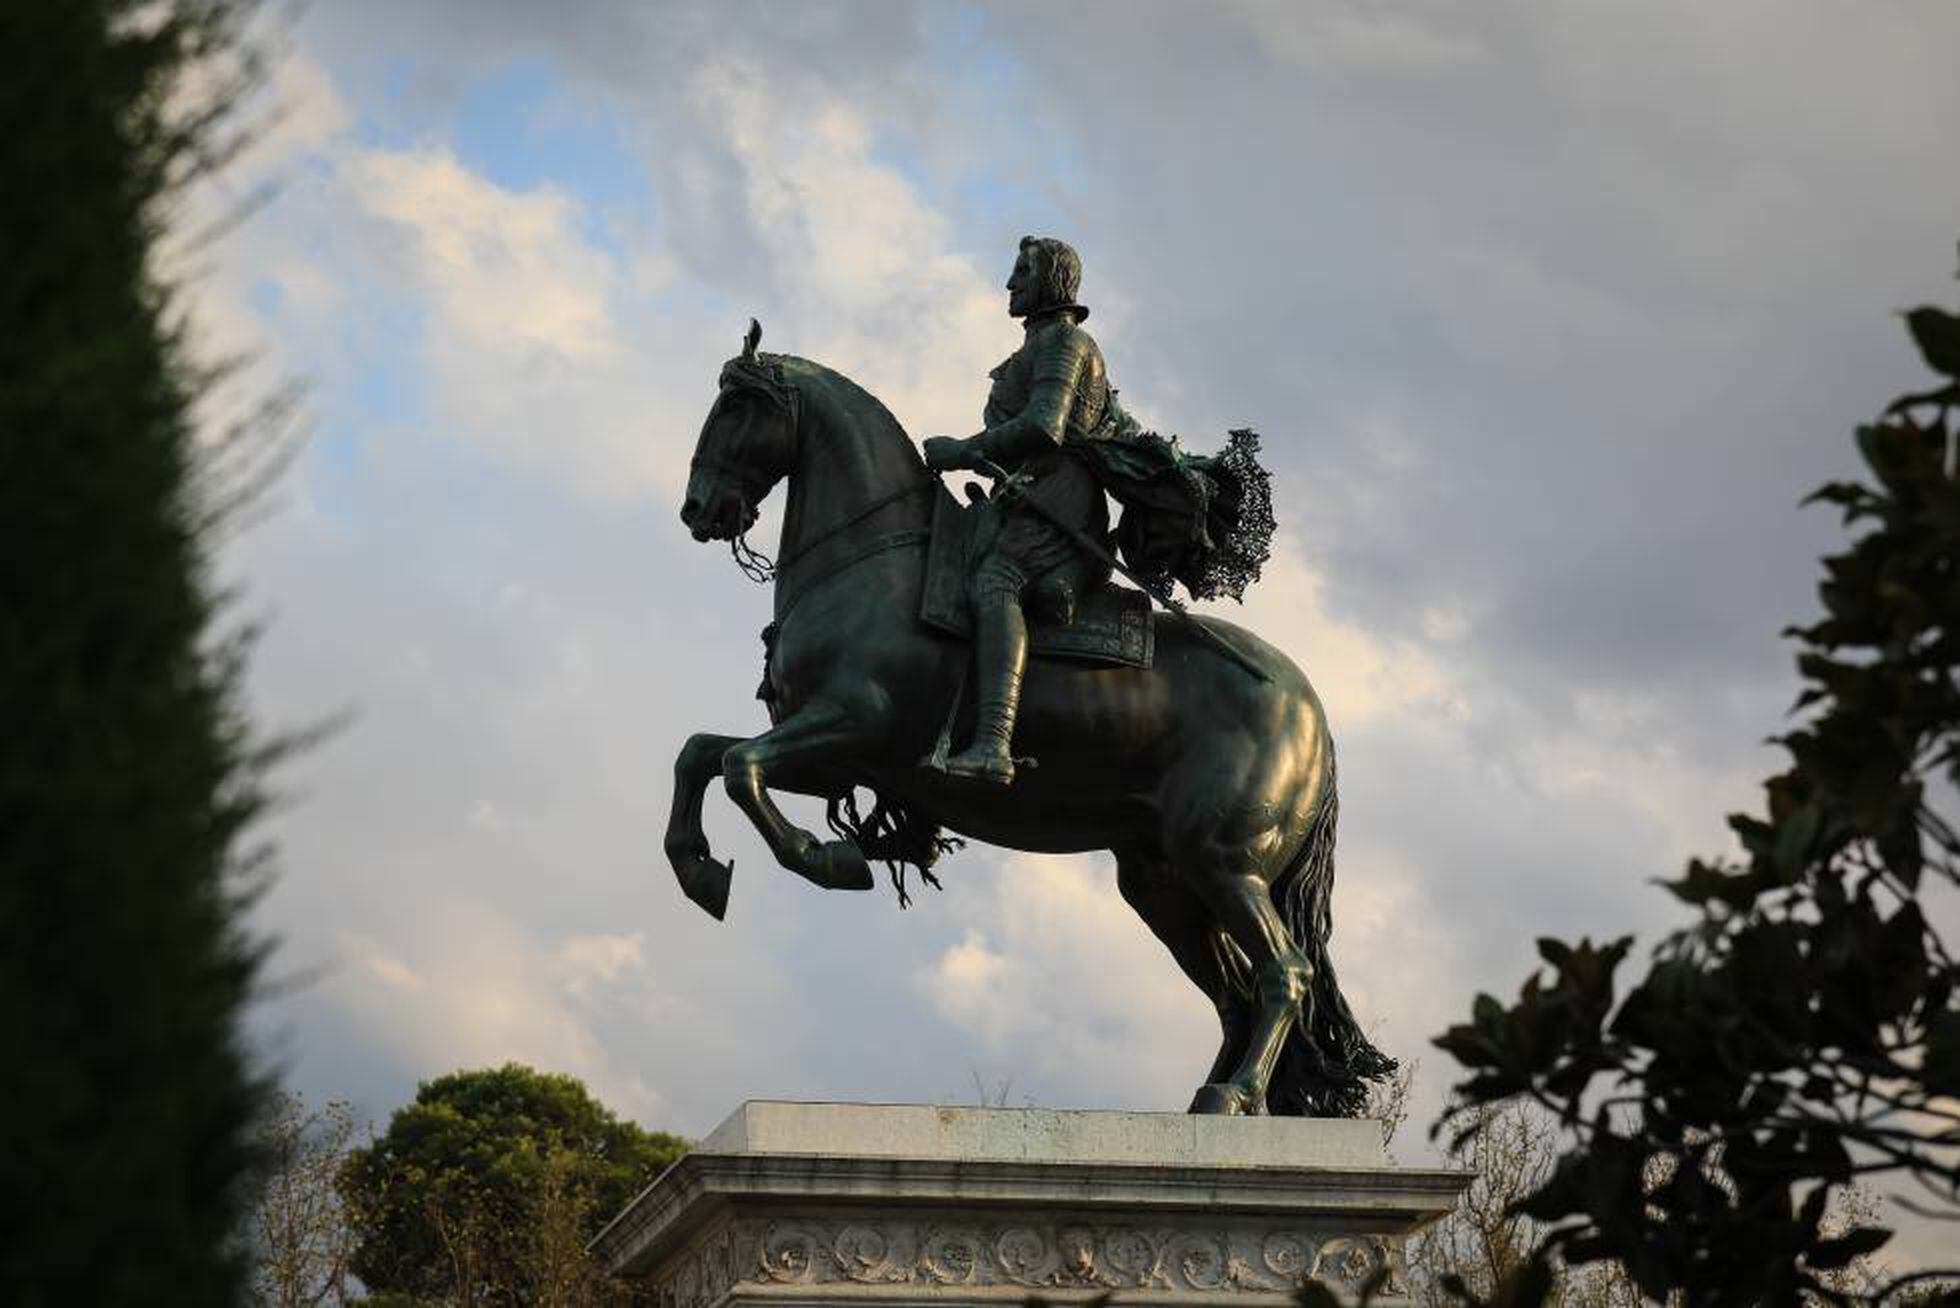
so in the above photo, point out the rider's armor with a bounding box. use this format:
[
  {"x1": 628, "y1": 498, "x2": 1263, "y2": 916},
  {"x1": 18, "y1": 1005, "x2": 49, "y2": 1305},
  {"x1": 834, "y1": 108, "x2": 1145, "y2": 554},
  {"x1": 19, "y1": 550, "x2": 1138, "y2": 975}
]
[
  {"x1": 981, "y1": 312, "x2": 1111, "y2": 445},
  {"x1": 969, "y1": 308, "x2": 1119, "y2": 612}
]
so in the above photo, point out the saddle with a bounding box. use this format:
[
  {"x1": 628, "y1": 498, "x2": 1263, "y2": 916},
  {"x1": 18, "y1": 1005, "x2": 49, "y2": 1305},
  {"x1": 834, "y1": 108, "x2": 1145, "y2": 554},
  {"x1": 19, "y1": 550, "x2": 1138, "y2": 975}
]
[{"x1": 918, "y1": 483, "x2": 1153, "y2": 669}]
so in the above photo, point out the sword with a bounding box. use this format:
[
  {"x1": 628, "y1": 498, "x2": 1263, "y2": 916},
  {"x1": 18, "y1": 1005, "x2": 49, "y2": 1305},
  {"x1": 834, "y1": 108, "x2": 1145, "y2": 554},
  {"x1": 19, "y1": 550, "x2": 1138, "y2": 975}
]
[{"x1": 966, "y1": 457, "x2": 1272, "y2": 684}]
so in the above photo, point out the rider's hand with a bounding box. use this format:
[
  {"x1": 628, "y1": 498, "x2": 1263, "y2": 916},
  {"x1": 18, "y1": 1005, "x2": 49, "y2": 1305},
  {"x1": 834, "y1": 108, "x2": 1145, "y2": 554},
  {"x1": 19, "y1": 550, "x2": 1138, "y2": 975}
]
[{"x1": 922, "y1": 436, "x2": 971, "y2": 472}]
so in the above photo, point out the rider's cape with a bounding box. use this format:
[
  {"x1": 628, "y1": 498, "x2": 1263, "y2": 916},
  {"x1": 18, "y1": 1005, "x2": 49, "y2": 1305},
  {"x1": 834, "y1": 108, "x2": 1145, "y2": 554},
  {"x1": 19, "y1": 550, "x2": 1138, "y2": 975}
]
[{"x1": 1074, "y1": 400, "x2": 1276, "y2": 603}]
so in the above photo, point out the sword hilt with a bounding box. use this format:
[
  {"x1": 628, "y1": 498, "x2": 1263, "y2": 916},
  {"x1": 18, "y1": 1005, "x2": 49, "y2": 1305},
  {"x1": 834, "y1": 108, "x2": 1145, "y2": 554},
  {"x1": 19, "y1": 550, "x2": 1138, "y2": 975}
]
[{"x1": 970, "y1": 456, "x2": 1028, "y2": 496}]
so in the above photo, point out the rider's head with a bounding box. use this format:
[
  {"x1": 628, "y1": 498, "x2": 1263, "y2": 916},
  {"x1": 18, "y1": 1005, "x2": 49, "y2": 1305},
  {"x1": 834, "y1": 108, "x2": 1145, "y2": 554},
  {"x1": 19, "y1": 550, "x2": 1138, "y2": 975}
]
[{"x1": 1009, "y1": 236, "x2": 1085, "y2": 320}]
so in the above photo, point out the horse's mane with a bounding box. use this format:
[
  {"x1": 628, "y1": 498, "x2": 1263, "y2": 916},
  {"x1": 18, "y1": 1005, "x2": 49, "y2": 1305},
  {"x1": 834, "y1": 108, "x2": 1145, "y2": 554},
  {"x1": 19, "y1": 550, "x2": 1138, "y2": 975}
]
[{"x1": 767, "y1": 354, "x2": 925, "y2": 470}]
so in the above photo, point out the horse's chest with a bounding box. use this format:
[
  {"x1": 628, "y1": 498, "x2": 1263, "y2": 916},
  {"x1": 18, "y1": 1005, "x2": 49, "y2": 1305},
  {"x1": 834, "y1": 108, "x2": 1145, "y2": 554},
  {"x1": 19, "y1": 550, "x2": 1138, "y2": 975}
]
[{"x1": 763, "y1": 596, "x2": 888, "y2": 719}]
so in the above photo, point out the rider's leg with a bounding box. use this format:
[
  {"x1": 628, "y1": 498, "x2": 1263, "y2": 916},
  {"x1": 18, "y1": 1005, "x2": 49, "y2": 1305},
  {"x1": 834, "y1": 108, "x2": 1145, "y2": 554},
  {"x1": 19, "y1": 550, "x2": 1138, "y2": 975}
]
[{"x1": 945, "y1": 553, "x2": 1029, "y2": 785}]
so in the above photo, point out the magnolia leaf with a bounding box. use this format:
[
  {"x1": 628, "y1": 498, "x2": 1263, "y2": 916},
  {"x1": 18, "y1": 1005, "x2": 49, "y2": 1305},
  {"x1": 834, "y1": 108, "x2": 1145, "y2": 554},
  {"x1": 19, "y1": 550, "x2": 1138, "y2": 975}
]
[
  {"x1": 1805, "y1": 1225, "x2": 1891, "y2": 1270},
  {"x1": 1904, "y1": 305, "x2": 1960, "y2": 377},
  {"x1": 1926, "y1": 1010, "x2": 1960, "y2": 1096},
  {"x1": 1885, "y1": 381, "x2": 1960, "y2": 413}
]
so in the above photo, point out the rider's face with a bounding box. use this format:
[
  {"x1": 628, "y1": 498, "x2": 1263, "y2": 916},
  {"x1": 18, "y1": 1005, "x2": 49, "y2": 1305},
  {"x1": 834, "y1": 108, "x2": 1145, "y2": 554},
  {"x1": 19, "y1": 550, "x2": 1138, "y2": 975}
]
[{"x1": 1006, "y1": 248, "x2": 1038, "y2": 318}]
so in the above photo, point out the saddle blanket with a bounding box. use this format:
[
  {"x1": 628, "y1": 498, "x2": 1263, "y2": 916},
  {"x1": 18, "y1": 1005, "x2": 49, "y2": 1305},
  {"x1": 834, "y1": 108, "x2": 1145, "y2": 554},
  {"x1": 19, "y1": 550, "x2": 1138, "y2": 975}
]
[{"x1": 919, "y1": 483, "x2": 1154, "y2": 669}]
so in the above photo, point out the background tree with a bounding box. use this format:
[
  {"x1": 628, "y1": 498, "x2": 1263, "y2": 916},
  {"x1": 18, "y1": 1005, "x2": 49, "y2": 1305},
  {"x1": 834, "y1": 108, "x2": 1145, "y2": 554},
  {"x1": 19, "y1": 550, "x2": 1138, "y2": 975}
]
[
  {"x1": 1362, "y1": 1055, "x2": 1417, "y2": 1159},
  {"x1": 1394, "y1": 1098, "x2": 1884, "y2": 1308},
  {"x1": 251, "y1": 1092, "x2": 363, "y2": 1308},
  {"x1": 1405, "y1": 1100, "x2": 1638, "y2": 1308},
  {"x1": 524, "y1": 1144, "x2": 632, "y2": 1308},
  {"x1": 1434, "y1": 257, "x2": 1960, "y2": 1305},
  {"x1": 339, "y1": 1064, "x2": 687, "y2": 1305},
  {"x1": 0, "y1": 2, "x2": 277, "y2": 1303}
]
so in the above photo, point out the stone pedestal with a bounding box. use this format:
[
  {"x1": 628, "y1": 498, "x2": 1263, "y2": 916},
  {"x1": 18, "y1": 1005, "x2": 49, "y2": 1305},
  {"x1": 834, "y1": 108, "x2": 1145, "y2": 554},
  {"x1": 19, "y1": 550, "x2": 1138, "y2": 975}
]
[{"x1": 593, "y1": 1102, "x2": 1467, "y2": 1307}]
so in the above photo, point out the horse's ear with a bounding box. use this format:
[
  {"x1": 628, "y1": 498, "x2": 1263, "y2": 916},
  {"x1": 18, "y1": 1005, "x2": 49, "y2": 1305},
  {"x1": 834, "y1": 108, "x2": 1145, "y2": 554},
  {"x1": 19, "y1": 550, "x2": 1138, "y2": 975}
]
[{"x1": 743, "y1": 319, "x2": 762, "y2": 361}]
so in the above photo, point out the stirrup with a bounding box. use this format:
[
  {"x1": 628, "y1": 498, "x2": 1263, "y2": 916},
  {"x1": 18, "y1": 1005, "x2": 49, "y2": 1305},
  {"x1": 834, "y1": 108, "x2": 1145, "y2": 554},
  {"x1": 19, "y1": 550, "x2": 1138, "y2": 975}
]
[{"x1": 941, "y1": 746, "x2": 1016, "y2": 786}]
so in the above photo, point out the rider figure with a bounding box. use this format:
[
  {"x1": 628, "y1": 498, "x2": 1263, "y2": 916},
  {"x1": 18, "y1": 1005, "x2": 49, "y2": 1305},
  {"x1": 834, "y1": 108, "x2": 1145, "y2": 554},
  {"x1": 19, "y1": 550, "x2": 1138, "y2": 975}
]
[{"x1": 923, "y1": 236, "x2": 1119, "y2": 786}]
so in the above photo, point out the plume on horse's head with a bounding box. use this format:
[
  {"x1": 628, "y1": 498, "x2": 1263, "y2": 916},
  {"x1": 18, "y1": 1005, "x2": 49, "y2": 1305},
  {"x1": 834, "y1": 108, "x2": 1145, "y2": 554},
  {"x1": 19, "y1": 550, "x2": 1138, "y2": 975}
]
[{"x1": 717, "y1": 318, "x2": 799, "y2": 421}]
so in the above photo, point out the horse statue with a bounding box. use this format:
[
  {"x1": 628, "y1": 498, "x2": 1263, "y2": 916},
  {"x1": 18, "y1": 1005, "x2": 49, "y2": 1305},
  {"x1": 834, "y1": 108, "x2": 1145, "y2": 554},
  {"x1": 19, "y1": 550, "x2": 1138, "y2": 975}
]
[{"x1": 668, "y1": 325, "x2": 1393, "y2": 1117}]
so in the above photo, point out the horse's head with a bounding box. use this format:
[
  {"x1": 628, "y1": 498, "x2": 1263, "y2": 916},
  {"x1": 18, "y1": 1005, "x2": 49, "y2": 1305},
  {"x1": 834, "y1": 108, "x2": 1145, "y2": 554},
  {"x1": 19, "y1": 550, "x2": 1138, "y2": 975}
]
[{"x1": 681, "y1": 320, "x2": 800, "y2": 542}]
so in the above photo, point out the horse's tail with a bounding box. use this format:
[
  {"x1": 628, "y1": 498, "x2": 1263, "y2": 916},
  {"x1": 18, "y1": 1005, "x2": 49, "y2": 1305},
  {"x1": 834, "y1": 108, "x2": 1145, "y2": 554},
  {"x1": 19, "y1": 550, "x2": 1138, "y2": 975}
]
[{"x1": 1265, "y1": 750, "x2": 1397, "y2": 1117}]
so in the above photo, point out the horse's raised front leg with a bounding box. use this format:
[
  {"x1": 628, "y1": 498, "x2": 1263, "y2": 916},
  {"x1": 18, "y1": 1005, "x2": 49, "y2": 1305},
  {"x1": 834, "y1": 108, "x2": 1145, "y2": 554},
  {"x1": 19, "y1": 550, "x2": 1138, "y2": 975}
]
[
  {"x1": 721, "y1": 700, "x2": 876, "y2": 894},
  {"x1": 666, "y1": 732, "x2": 744, "y2": 920}
]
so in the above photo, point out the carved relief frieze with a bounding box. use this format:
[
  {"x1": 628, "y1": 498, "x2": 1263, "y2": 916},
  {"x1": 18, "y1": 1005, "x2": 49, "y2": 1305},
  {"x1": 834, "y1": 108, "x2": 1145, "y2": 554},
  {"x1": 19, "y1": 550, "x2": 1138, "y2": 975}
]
[
  {"x1": 654, "y1": 1214, "x2": 1408, "y2": 1304},
  {"x1": 654, "y1": 1222, "x2": 741, "y2": 1308}
]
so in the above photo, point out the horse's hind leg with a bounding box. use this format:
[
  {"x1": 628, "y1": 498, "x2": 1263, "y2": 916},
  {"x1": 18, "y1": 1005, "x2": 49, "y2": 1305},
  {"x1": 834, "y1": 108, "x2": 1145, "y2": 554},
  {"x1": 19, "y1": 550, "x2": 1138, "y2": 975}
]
[
  {"x1": 1156, "y1": 741, "x2": 1320, "y2": 1119},
  {"x1": 1183, "y1": 845, "x2": 1314, "y2": 1116},
  {"x1": 1116, "y1": 850, "x2": 1250, "y2": 1087},
  {"x1": 721, "y1": 700, "x2": 877, "y2": 893}
]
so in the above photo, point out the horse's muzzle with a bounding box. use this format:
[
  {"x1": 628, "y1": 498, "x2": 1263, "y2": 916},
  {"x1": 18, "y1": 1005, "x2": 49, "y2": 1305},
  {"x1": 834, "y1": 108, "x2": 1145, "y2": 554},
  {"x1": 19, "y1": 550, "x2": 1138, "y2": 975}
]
[
  {"x1": 679, "y1": 489, "x2": 755, "y2": 542},
  {"x1": 680, "y1": 494, "x2": 710, "y2": 540}
]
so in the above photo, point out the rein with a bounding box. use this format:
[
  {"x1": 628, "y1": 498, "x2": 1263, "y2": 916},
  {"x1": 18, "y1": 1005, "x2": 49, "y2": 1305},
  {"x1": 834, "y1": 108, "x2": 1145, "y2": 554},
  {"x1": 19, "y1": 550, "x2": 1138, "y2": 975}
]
[
  {"x1": 721, "y1": 476, "x2": 932, "y2": 591},
  {"x1": 764, "y1": 477, "x2": 935, "y2": 626},
  {"x1": 775, "y1": 479, "x2": 932, "y2": 575},
  {"x1": 773, "y1": 526, "x2": 931, "y2": 626},
  {"x1": 729, "y1": 534, "x2": 775, "y2": 584}
]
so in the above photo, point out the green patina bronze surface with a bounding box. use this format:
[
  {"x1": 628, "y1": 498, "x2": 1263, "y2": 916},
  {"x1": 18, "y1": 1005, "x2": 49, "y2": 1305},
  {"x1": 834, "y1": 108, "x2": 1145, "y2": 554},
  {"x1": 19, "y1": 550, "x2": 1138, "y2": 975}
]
[{"x1": 672, "y1": 240, "x2": 1387, "y2": 1117}]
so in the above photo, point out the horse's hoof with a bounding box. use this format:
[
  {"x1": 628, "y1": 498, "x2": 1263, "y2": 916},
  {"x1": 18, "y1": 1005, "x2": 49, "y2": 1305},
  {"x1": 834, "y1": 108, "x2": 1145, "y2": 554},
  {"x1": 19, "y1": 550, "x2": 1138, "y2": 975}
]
[
  {"x1": 1189, "y1": 1082, "x2": 1258, "y2": 1116},
  {"x1": 675, "y1": 854, "x2": 732, "y2": 920},
  {"x1": 816, "y1": 840, "x2": 874, "y2": 891}
]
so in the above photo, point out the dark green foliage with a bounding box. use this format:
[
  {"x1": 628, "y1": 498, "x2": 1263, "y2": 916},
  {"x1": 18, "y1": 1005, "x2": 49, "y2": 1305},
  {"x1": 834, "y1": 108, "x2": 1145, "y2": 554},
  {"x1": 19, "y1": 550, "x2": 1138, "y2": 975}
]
[
  {"x1": 339, "y1": 1064, "x2": 688, "y2": 1302},
  {"x1": 0, "y1": 2, "x2": 272, "y2": 1305},
  {"x1": 1435, "y1": 257, "x2": 1960, "y2": 1305}
]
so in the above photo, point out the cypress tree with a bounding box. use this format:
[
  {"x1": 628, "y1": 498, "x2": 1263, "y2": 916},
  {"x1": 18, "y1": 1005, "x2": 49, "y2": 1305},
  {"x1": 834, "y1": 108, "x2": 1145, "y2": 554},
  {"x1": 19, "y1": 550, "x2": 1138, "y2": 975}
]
[{"x1": 0, "y1": 3, "x2": 271, "y2": 1301}]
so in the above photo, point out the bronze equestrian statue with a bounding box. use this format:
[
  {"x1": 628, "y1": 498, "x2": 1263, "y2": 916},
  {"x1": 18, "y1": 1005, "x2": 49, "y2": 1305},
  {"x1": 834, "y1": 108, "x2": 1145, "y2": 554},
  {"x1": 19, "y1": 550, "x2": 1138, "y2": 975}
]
[{"x1": 671, "y1": 237, "x2": 1393, "y2": 1117}]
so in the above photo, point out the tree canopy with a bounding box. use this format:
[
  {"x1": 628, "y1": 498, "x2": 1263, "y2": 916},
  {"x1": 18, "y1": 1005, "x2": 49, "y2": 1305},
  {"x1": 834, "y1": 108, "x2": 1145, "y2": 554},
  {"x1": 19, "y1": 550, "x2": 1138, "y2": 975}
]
[
  {"x1": 339, "y1": 1064, "x2": 687, "y2": 1304},
  {"x1": 1435, "y1": 259, "x2": 1960, "y2": 1304}
]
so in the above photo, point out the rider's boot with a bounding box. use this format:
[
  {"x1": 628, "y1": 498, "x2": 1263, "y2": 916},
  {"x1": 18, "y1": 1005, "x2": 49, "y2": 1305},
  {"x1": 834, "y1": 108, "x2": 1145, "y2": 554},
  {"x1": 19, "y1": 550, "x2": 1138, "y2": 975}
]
[{"x1": 944, "y1": 587, "x2": 1029, "y2": 786}]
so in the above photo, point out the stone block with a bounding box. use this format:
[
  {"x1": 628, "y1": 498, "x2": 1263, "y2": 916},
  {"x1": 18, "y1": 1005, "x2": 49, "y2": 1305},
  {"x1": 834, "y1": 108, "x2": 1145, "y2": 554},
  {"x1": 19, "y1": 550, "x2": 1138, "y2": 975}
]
[{"x1": 594, "y1": 1102, "x2": 1467, "y2": 1307}]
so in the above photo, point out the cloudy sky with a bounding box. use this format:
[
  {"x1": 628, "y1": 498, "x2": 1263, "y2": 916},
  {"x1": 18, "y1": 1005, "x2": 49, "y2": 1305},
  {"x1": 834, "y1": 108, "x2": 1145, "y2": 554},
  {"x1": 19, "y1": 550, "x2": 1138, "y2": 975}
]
[{"x1": 196, "y1": 0, "x2": 1958, "y2": 1263}]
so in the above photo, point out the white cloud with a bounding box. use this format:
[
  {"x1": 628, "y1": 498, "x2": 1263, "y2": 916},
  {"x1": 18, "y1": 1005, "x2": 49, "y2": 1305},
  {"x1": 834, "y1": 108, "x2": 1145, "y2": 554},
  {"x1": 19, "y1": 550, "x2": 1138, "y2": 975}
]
[
  {"x1": 678, "y1": 55, "x2": 1008, "y2": 441},
  {"x1": 1225, "y1": 0, "x2": 1485, "y2": 75},
  {"x1": 919, "y1": 853, "x2": 1219, "y2": 1108},
  {"x1": 352, "y1": 150, "x2": 619, "y2": 366},
  {"x1": 1232, "y1": 537, "x2": 1464, "y2": 728},
  {"x1": 175, "y1": 51, "x2": 357, "y2": 426},
  {"x1": 335, "y1": 143, "x2": 698, "y2": 502},
  {"x1": 330, "y1": 914, "x2": 670, "y2": 1121},
  {"x1": 256, "y1": 47, "x2": 356, "y2": 162},
  {"x1": 346, "y1": 934, "x2": 426, "y2": 994},
  {"x1": 554, "y1": 932, "x2": 646, "y2": 999}
]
